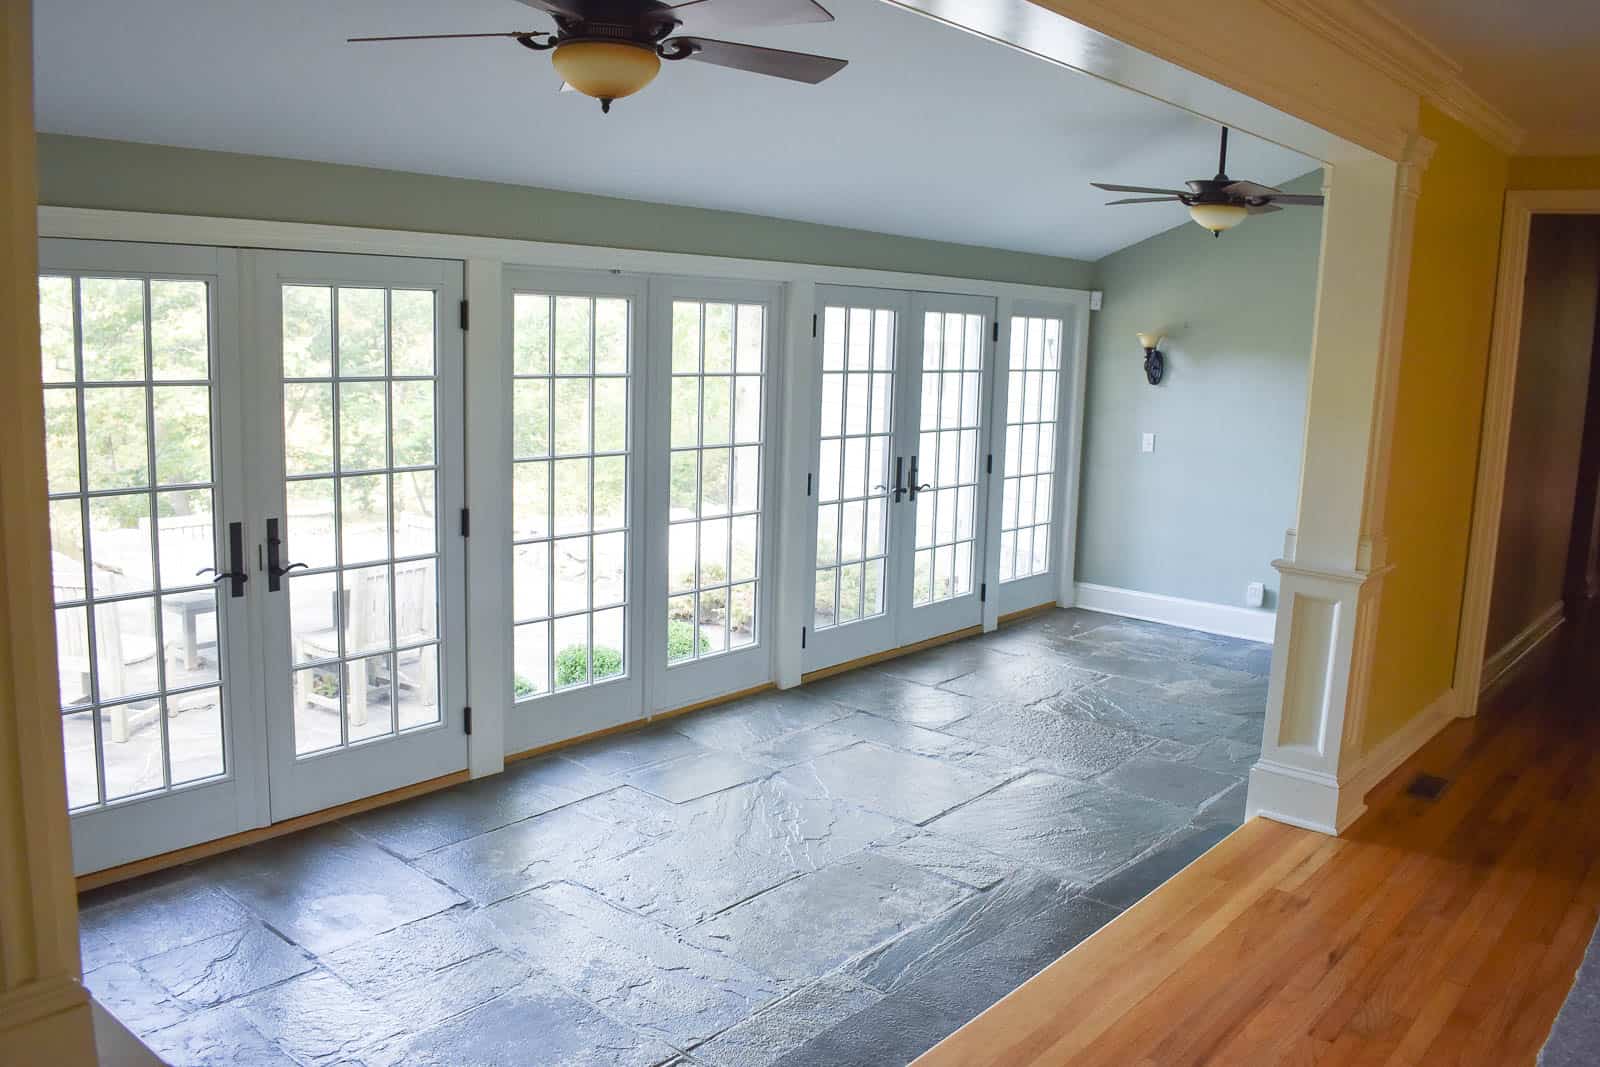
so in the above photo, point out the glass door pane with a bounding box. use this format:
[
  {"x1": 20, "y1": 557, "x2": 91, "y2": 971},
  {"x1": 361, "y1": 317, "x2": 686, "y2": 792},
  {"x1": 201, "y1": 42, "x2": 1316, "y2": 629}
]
[
  {"x1": 1000, "y1": 314, "x2": 1062, "y2": 583},
  {"x1": 647, "y1": 280, "x2": 780, "y2": 711},
  {"x1": 256, "y1": 252, "x2": 466, "y2": 822},
  {"x1": 504, "y1": 270, "x2": 645, "y2": 753},
  {"x1": 40, "y1": 240, "x2": 256, "y2": 876}
]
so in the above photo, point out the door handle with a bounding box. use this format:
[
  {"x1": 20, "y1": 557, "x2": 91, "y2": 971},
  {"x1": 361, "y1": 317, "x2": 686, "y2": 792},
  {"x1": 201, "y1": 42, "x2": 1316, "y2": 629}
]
[
  {"x1": 197, "y1": 521, "x2": 248, "y2": 598},
  {"x1": 908, "y1": 457, "x2": 933, "y2": 501},
  {"x1": 265, "y1": 517, "x2": 308, "y2": 592},
  {"x1": 886, "y1": 456, "x2": 905, "y2": 503}
]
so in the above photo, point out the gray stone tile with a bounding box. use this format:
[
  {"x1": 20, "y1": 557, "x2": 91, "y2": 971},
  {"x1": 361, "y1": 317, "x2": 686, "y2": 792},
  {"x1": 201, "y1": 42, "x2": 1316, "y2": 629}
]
[
  {"x1": 140, "y1": 922, "x2": 313, "y2": 1009},
  {"x1": 624, "y1": 749, "x2": 774, "y2": 803},
  {"x1": 676, "y1": 775, "x2": 903, "y2": 872},
  {"x1": 691, "y1": 975, "x2": 884, "y2": 1067},
  {"x1": 928, "y1": 771, "x2": 1191, "y2": 882},
  {"x1": 561, "y1": 725, "x2": 710, "y2": 776},
  {"x1": 321, "y1": 909, "x2": 497, "y2": 1000},
  {"x1": 565, "y1": 783, "x2": 684, "y2": 837},
  {"x1": 84, "y1": 962, "x2": 188, "y2": 1035},
  {"x1": 235, "y1": 969, "x2": 406, "y2": 1065},
  {"x1": 78, "y1": 876, "x2": 252, "y2": 963},
  {"x1": 672, "y1": 690, "x2": 852, "y2": 754},
  {"x1": 1146, "y1": 735, "x2": 1262, "y2": 778},
  {"x1": 573, "y1": 830, "x2": 801, "y2": 929},
  {"x1": 779, "y1": 742, "x2": 1008, "y2": 824},
  {"x1": 363, "y1": 974, "x2": 676, "y2": 1067},
  {"x1": 803, "y1": 670, "x2": 981, "y2": 728},
  {"x1": 770, "y1": 990, "x2": 963, "y2": 1067},
  {"x1": 1098, "y1": 669, "x2": 1268, "y2": 722},
  {"x1": 1085, "y1": 824, "x2": 1235, "y2": 909},
  {"x1": 1097, "y1": 755, "x2": 1241, "y2": 809},
  {"x1": 341, "y1": 756, "x2": 613, "y2": 858},
  {"x1": 1189, "y1": 636, "x2": 1274, "y2": 676},
  {"x1": 873, "y1": 640, "x2": 1022, "y2": 686},
  {"x1": 205, "y1": 825, "x2": 463, "y2": 955},
  {"x1": 1195, "y1": 779, "x2": 1250, "y2": 828},
  {"x1": 1065, "y1": 618, "x2": 1224, "y2": 662},
  {"x1": 413, "y1": 802, "x2": 651, "y2": 905},
  {"x1": 867, "y1": 829, "x2": 1021, "y2": 890},
  {"x1": 376, "y1": 950, "x2": 533, "y2": 1031},
  {"x1": 141, "y1": 1004, "x2": 300, "y2": 1067},
  {"x1": 1040, "y1": 679, "x2": 1253, "y2": 747},
  {"x1": 484, "y1": 881, "x2": 781, "y2": 1047},
  {"x1": 757, "y1": 712, "x2": 1021, "y2": 780},
  {"x1": 943, "y1": 702, "x2": 1155, "y2": 779},
  {"x1": 693, "y1": 852, "x2": 971, "y2": 987},
  {"x1": 845, "y1": 871, "x2": 1079, "y2": 993},
  {"x1": 941, "y1": 660, "x2": 1103, "y2": 706}
]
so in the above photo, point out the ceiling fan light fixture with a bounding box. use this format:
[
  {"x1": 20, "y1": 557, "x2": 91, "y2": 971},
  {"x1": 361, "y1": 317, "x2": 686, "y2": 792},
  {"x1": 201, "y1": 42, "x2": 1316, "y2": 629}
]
[
  {"x1": 551, "y1": 39, "x2": 661, "y2": 108},
  {"x1": 1188, "y1": 202, "x2": 1248, "y2": 234}
]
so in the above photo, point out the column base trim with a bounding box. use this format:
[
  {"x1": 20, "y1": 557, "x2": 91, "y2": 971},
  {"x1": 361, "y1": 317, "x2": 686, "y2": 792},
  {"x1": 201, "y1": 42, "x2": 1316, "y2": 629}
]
[{"x1": 0, "y1": 975, "x2": 89, "y2": 1033}]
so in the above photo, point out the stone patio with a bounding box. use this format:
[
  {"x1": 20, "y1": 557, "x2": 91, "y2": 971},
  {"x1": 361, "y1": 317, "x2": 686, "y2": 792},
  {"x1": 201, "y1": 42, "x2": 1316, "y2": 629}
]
[{"x1": 79, "y1": 608, "x2": 1269, "y2": 1067}]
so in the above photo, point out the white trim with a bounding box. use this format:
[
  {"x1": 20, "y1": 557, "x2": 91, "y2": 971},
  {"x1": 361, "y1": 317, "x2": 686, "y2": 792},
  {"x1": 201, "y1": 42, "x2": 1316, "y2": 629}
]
[
  {"x1": 1071, "y1": 582, "x2": 1275, "y2": 642},
  {"x1": 0, "y1": 976, "x2": 89, "y2": 1032},
  {"x1": 1454, "y1": 189, "x2": 1600, "y2": 714},
  {"x1": 36, "y1": 208, "x2": 1082, "y2": 308},
  {"x1": 1480, "y1": 602, "x2": 1565, "y2": 696},
  {"x1": 1346, "y1": 685, "x2": 1458, "y2": 798}
]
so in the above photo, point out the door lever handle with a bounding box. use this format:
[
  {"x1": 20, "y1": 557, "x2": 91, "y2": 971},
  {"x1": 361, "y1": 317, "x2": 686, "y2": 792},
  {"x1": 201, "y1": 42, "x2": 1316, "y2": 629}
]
[
  {"x1": 199, "y1": 522, "x2": 249, "y2": 598},
  {"x1": 889, "y1": 456, "x2": 906, "y2": 503},
  {"x1": 908, "y1": 457, "x2": 932, "y2": 501},
  {"x1": 265, "y1": 517, "x2": 306, "y2": 592}
]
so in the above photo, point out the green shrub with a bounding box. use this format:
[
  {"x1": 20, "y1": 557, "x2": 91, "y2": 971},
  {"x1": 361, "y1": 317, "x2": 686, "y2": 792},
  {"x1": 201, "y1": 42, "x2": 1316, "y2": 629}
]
[
  {"x1": 667, "y1": 618, "x2": 709, "y2": 661},
  {"x1": 548, "y1": 621, "x2": 710, "y2": 688}
]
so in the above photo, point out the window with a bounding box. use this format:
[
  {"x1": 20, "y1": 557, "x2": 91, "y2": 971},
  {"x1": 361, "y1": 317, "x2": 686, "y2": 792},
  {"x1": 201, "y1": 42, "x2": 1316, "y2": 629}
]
[
  {"x1": 41, "y1": 272, "x2": 227, "y2": 808},
  {"x1": 912, "y1": 311, "x2": 984, "y2": 605},
  {"x1": 813, "y1": 305, "x2": 895, "y2": 631},
  {"x1": 666, "y1": 300, "x2": 766, "y2": 662},
  {"x1": 1000, "y1": 315, "x2": 1062, "y2": 581},
  {"x1": 510, "y1": 293, "x2": 631, "y2": 699}
]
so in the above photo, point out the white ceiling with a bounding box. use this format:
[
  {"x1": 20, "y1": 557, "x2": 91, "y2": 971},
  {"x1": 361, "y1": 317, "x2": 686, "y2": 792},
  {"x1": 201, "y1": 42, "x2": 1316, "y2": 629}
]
[
  {"x1": 31, "y1": 0, "x2": 1319, "y2": 262},
  {"x1": 1382, "y1": 0, "x2": 1600, "y2": 153}
]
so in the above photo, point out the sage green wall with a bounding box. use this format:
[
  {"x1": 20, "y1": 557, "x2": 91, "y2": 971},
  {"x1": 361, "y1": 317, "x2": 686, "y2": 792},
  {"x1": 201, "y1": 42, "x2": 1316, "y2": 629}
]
[
  {"x1": 1078, "y1": 171, "x2": 1322, "y2": 611},
  {"x1": 35, "y1": 134, "x2": 1094, "y2": 289}
]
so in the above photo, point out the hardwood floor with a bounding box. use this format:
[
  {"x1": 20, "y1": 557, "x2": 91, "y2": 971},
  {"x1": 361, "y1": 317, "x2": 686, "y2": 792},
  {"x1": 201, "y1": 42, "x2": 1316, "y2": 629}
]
[{"x1": 915, "y1": 627, "x2": 1600, "y2": 1066}]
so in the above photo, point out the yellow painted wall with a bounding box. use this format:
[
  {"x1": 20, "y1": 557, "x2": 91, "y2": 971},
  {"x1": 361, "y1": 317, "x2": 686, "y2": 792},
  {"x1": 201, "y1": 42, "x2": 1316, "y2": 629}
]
[
  {"x1": 1365, "y1": 104, "x2": 1510, "y2": 745},
  {"x1": 1509, "y1": 156, "x2": 1600, "y2": 190}
]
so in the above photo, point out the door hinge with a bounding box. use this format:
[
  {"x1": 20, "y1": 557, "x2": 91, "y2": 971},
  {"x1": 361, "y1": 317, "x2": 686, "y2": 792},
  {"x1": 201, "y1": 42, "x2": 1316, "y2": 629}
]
[
  {"x1": 459, "y1": 299, "x2": 469, "y2": 331},
  {"x1": 463, "y1": 706, "x2": 473, "y2": 735},
  {"x1": 992, "y1": 321, "x2": 999, "y2": 342},
  {"x1": 460, "y1": 507, "x2": 471, "y2": 538},
  {"x1": 801, "y1": 626, "x2": 808, "y2": 649},
  {"x1": 812, "y1": 313, "x2": 818, "y2": 338},
  {"x1": 806, "y1": 472, "x2": 812, "y2": 497},
  {"x1": 985, "y1": 453, "x2": 993, "y2": 475},
  {"x1": 980, "y1": 582, "x2": 987, "y2": 603}
]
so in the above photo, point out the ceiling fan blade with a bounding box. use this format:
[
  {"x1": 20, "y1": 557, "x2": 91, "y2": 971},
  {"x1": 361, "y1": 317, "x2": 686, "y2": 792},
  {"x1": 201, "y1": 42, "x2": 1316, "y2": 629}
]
[
  {"x1": 668, "y1": 37, "x2": 847, "y2": 83},
  {"x1": 1246, "y1": 203, "x2": 1283, "y2": 215},
  {"x1": 1222, "y1": 180, "x2": 1285, "y2": 199},
  {"x1": 1265, "y1": 194, "x2": 1326, "y2": 206},
  {"x1": 510, "y1": 0, "x2": 589, "y2": 19},
  {"x1": 1105, "y1": 197, "x2": 1182, "y2": 205},
  {"x1": 1091, "y1": 182, "x2": 1187, "y2": 196},
  {"x1": 347, "y1": 30, "x2": 541, "y2": 43},
  {"x1": 667, "y1": 0, "x2": 834, "y2": 31}
]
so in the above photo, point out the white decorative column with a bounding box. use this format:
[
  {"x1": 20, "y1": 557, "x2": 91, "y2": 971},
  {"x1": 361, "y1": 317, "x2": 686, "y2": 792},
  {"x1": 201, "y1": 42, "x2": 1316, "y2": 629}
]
[{"x1": 1247, "y1": 138, "x2": 1432, "y2": 834}]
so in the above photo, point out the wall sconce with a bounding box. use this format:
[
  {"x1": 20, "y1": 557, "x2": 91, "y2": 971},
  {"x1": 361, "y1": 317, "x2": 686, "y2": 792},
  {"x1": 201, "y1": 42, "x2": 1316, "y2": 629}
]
[{"x1": 1137, "y1": 331, "x2": 1165, "y2": 385}]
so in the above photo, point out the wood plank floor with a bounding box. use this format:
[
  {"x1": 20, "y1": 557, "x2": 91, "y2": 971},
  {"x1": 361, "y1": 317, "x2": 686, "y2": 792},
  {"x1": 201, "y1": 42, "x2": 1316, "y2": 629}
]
[{"x1": 916, "y1": 629, "x2": 1600, "y2": 1066}]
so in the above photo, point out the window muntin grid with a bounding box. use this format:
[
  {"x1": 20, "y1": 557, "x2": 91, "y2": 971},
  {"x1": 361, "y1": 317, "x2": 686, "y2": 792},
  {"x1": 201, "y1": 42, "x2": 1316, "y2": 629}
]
[
  {"x1": 510, "y1": 293, "x2": 631, "y2": 700},
  {"x1": 912, "y1": 311, "x2": 985, "y2": 606},
  {"x1": 667, "y1": 300, "x2": 766, "y2": 664},
  {"x1": 41, "y1": 272, "x2": 229, "y2": 811},
  {"x1": 281, "y1": 285, "x2": 444, "y2": 757},
  {"x1": 813, "y1": 305, "x2": 895, "y2": 631},
  {"x1": 999, "y1": 315, "x2": 1062, "y2": 582}
]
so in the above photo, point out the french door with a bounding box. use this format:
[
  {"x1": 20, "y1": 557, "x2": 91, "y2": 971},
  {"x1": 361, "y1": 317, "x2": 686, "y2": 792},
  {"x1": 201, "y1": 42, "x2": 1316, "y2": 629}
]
[
  {"x1": 803, "y1": 286, "x2": 996, "y2": 673},
  {"x1": 41, "y1": 240, "x2": 258, "y2": 873},
  {"x1": 250, "y1": 252, "x2": 468, "y2": 820},
  {"x1": 42, "y1": 242, "x2": 468, "y2": 871}
]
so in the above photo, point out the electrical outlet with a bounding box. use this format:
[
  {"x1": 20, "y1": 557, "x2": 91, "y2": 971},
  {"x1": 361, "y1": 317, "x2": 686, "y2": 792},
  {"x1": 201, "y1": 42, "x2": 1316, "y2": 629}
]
[
  {"x1": 1141, "y1": 433, "x2": 1155, "y2": 453},
  {"x1": 1246, "y1": 581, "x2": 1265, "y2": 608}
]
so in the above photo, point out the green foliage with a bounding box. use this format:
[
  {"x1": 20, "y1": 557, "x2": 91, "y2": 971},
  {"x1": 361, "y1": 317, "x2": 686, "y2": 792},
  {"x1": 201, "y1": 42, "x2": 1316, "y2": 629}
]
[
  {"x1": 667, "y1": 618, "x2": 709, "y2": 660},
  {"x1": 555, "y1": 644, "x2": 622, "y2": 687}
]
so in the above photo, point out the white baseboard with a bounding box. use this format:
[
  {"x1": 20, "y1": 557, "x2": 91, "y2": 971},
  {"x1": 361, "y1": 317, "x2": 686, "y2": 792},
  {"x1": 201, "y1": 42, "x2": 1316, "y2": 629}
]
[
  {"x1": 1072, "y1": 582, "x2": 1276, "y2": 643},
  {"x1": 1480, "y1": 601, "x2": 1565, "y2": 696},
  {"x1": 1247, "y1": 687, "x2": 1458, "y2": 836},
  {"x1": 1349, "y1": 687, "x2": 1459, "y2": 798}
]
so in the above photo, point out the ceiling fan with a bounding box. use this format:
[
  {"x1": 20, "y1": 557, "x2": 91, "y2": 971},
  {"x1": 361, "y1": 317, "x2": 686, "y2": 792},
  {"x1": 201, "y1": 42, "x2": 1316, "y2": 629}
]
[
  {"x1": 349, "y1": 0, "x2": 849, "y2": 113},
  {"x1": 1091, "y1": 126, "x2": 1323, "y2": 236}
]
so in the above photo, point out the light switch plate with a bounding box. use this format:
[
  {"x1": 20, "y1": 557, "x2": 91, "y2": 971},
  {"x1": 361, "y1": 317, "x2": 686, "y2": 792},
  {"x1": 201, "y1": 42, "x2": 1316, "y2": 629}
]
[
  {"x1": 1141, "y1": 433, "x2": 1155, "y2": 453},
  {"x1": 1246, "y1": 581, "x2": 1265, "y2": 608}
]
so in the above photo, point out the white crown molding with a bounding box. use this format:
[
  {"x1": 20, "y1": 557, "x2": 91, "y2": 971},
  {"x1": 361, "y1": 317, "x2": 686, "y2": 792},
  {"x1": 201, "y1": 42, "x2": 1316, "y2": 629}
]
[{"x1": 1260, "y1": 0, "x2": 1524, "y2": 154}]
